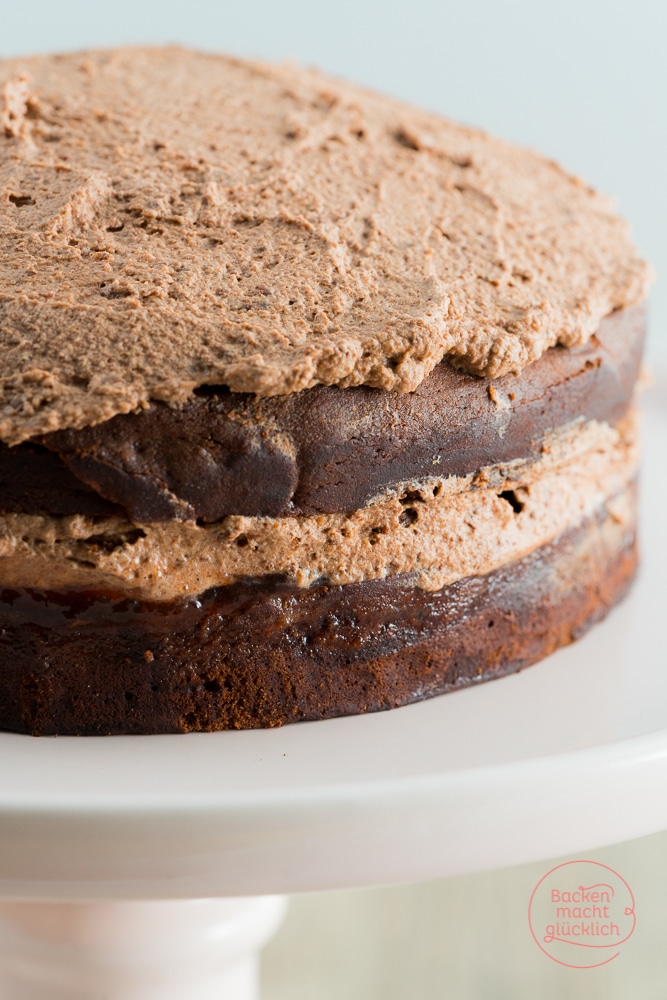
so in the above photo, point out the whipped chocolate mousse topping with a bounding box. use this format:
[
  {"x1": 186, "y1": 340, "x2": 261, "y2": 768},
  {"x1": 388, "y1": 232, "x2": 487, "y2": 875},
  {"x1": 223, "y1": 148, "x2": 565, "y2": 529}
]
[{"x1": 0, "y1": 47, "x2": 650, "y2": 444}]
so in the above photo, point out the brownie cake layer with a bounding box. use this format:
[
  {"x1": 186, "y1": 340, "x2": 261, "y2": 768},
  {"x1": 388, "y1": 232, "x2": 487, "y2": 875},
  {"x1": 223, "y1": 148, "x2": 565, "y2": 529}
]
[
  {"x1": 0, "y1": 487, "x2": 636, "y2": 736},
  {"x1": 0, "y1": 305, "x2": 644, "y2": 522}
]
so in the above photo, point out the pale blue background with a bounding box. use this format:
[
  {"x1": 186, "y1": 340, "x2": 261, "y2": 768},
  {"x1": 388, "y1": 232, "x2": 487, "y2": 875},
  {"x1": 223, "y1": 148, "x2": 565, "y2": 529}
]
[{"x1": 1, "y1": 0, "x2": 665, "y2": 361}]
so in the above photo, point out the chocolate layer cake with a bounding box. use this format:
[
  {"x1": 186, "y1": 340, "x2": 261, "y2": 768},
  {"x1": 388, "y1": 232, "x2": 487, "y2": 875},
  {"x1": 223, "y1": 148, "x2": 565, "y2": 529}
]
[{"x1": 0, "y1": 48, "x2": 650, "y2": 735}]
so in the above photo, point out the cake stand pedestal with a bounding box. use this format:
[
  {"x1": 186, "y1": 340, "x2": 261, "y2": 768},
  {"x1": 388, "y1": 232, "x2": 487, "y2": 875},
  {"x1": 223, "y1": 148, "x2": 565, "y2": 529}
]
[
  {"x1": 0, "y1": 380, "x2": 665, "y2": 998},
  {"x1": 0, "y1": 896, "x2": 286, "y2": 999}
]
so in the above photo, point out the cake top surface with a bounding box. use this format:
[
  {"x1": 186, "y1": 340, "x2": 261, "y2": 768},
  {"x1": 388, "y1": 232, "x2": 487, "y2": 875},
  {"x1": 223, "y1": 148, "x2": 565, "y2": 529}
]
[{"x1": 0, "y1": 46, "x2": 650, "y2": 444}]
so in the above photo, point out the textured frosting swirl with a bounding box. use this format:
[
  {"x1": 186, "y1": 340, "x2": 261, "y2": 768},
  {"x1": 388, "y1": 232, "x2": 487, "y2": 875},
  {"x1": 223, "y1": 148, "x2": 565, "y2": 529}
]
[{"x1": 0, "y1": 47, "x2": 650, "y2": 444}]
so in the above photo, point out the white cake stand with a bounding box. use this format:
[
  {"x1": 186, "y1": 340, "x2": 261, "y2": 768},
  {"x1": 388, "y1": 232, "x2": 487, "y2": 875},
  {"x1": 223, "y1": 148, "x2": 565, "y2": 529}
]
[{"x1": 0, "y1": 379, "x2": 665, "y2": 999}]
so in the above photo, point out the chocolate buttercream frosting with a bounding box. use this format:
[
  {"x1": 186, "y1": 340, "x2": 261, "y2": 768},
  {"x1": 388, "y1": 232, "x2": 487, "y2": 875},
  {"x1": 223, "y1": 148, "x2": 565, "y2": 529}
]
[{"x1": 0, "y1": 47, "x2": 650, "y2": 444}]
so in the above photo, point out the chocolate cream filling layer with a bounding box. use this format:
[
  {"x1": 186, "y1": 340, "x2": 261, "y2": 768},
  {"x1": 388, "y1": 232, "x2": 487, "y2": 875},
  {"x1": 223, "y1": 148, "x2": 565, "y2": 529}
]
[
  {"x1": 0, "y1": 411, "x2": 638, "y2": 602},
  {"x1": 0, "y1": 304, "x2": 645, "y2": 522}
]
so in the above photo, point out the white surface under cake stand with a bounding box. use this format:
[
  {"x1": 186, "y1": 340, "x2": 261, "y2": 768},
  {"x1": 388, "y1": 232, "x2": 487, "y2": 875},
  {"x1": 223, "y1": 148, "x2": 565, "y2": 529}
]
[{"x1": 0, "y1": 378, "x2": 665, "y2": 999}]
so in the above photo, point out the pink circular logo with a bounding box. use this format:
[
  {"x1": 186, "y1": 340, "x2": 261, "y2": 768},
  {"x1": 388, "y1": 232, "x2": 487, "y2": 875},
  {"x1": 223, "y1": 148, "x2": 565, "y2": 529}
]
[{"x1": 528, "y1": 860, "x2": 636, "y2": 968}]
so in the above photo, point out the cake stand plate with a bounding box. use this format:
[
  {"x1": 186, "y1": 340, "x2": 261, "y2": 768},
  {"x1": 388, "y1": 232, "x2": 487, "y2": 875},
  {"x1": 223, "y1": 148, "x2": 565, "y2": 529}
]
[{"x1": 0, "y1": 378, "x2": 664, "y2": 998}]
